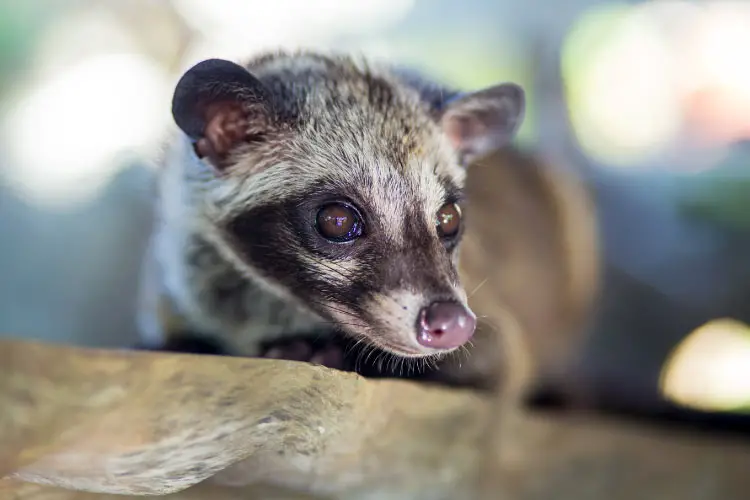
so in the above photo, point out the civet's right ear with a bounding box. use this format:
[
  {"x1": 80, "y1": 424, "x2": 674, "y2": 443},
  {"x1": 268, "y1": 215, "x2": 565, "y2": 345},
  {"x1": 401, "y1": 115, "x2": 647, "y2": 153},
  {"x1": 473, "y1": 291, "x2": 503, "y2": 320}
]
[
  {"x1": 171, "y1": 58, "x2": 273, "y2": 170},
  {"x1": 439, "y1": 83, "x2": 525, "y2": 166}
]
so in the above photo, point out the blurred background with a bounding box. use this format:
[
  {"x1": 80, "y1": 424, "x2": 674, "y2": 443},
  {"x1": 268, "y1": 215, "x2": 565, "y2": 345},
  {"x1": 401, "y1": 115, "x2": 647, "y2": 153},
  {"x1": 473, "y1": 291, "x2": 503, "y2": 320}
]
[{"x1": 0, "y1": 0, "x2": 748, "y2": 418}]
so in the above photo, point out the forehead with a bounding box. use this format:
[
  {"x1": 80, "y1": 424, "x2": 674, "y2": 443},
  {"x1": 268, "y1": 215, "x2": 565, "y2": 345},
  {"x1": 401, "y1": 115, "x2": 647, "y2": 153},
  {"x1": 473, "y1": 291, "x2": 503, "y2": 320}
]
[
  {"x1": 294, "y1": 62, "x2": 465, "y2": 186},
  {"x1": 217, "y1": 63, "x2": 466, "y2": 218},
  {"x1": 291, "y1": 115, "x2": 465, "y2": 229},
  {"x1": 299, "y1": 85, "x2": 464, "y2": 193},
  {"x1": 354, "y1": 154, "x2": 461, "y2": 246}
]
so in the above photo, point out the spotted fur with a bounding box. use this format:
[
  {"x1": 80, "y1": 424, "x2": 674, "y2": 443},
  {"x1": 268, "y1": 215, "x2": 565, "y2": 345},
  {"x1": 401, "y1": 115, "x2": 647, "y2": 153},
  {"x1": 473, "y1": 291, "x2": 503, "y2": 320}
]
[{"x1": 137, "y1": 50, "x2": 523, "y2": 362}]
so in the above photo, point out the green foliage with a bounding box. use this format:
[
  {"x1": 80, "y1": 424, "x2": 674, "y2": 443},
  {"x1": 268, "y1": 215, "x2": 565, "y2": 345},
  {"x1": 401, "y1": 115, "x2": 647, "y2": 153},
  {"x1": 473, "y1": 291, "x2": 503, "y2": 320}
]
[
  {"x1": 679, "y1": 176, "x2": 750, "y2": 232},
  {"x1": 0, "y1": 2, "x2": 64, "y2": 93}
]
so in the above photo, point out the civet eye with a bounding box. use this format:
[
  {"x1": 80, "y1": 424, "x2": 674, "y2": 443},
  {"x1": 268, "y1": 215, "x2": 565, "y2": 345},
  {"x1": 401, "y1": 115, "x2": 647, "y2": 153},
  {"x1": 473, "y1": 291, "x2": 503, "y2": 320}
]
[
  {"x1": 316, "y1": 203, "x2": 363, "y2": 242},
  {"x1": 436, "y1": 202, "x2": 461, "y2": 238}
]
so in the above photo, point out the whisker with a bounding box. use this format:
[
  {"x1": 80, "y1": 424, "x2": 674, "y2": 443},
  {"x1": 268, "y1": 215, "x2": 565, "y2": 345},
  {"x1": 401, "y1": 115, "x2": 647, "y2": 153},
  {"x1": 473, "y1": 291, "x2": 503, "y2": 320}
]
[{"x1": 468, "y1": 276, "x2": 490, "y2": 299}]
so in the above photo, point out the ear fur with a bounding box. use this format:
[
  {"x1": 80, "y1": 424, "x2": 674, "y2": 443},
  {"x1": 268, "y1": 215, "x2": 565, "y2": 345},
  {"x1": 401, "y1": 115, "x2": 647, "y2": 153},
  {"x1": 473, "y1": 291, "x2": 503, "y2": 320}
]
[
  {"x1": 439, "y1": 83, "x2": 525, "y2": 166},
  {"x1": 171, "y1": 59, "x2": 273, "y2": 168}
]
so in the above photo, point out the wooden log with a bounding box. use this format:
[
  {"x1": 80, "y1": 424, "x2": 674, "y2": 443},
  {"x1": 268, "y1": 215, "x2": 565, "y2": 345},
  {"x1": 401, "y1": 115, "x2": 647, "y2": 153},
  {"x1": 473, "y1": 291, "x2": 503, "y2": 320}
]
[
  {"x1": 0, "y1": 339, "x2": 492, "y2": 499},
  {"x1": 3, "y1": 375, "x2": 750, "y2": 500}
]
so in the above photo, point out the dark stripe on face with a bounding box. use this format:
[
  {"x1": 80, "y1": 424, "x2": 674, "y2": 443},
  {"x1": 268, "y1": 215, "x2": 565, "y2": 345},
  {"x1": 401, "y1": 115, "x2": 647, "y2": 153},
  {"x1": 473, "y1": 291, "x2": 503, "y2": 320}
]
[
  {"x1": 223, "y1": 180, "x2": 465, "y2": 328},
  {"x1": 224, "y1": 190, "x2": 374, "y2": 322},
  {"x1": 226, "y1": 199, "x2": 331, "y2": 300}
]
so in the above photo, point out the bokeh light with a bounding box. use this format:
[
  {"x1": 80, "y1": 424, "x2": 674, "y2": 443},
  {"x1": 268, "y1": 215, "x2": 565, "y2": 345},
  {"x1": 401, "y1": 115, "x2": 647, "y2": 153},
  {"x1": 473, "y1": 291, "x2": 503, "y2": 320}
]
[
  {"x1": 563, "y1": 0, "x2": 750, "y2": 171},
  {"x1": 173, "y1": 0, "x2": 416, "y2": 62},
  {"x1": 2, "y1": 53, "x2": 170, "y2": 208},
  {"x1": 660, "y1": 318, "x2": 750, "y2": 413},
  {"x1": 563, "y1": 3, "x2": 681, "y2": 167}
]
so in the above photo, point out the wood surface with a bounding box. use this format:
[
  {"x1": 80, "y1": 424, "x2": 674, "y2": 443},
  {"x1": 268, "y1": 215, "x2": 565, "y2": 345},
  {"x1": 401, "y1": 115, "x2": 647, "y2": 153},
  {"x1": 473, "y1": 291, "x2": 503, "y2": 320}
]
[
  {"x1": 2, "y1": 340, "x2": 748, "y2": 500},
  {"x1": 0, "y1": 339, "x2": 492, "y2": 499}
]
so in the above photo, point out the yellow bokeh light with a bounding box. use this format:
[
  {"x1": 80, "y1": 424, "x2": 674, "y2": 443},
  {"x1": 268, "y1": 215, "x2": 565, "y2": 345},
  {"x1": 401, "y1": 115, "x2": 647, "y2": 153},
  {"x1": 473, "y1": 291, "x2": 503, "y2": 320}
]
[{"x1": 660, "y1": 318, "x2": 750, "y2": 413}]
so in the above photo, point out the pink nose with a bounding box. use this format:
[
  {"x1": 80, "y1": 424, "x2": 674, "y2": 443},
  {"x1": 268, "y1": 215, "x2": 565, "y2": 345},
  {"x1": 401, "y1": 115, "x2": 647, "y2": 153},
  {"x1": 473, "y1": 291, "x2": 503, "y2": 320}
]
[{"x1": 416, "y1": 301, "x2": 476, "y2": 350}]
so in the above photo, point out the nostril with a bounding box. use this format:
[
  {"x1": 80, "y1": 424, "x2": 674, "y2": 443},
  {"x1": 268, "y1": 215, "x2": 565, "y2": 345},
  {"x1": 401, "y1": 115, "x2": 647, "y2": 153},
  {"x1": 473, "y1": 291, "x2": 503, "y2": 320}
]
[
  {"x1": 419, "y1": 309, "x2": 449, "y2": 336},
  {"x1": 416, "y1": 301, "x2": 476, "y2": 350}
]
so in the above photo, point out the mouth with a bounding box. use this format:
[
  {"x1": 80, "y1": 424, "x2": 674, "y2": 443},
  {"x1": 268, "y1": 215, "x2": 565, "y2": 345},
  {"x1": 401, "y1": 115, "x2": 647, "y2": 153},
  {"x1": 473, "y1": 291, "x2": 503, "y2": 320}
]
[
  {"x1": 339, "y1": 304, "x2": 478, "y2": 359},
  {"x1": 377, "y1": 343, "x2": 449, "y2": 358},
  {"x1": 231, "y1": 292, "x2": 479, "y2": 383},
  {"x1": 312, "y1": 294, "x2": 478, "y2": 357}
]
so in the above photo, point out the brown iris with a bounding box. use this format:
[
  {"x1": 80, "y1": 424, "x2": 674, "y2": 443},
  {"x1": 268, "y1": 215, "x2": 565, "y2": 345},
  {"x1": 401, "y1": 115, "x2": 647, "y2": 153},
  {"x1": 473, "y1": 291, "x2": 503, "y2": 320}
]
[
  {"x1": 316, "y1": 203, "x2": 363, "y2": 242},
  {"x1": 436, "y1": 202, "x2": 461, "y2": 238}
]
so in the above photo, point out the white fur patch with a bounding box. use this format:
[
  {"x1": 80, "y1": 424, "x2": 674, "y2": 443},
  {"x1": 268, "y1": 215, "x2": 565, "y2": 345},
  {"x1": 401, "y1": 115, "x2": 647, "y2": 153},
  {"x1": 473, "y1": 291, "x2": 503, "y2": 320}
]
[{"x1": 362, "y1": 289, "x2": 473, "y2": 357}]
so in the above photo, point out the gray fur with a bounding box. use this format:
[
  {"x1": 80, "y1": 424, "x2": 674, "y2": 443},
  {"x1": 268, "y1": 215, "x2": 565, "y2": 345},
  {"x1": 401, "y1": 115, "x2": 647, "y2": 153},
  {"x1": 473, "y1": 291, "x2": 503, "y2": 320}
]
[{"x1": 138, "y1": 50, "x2": 523, "y2": 358}]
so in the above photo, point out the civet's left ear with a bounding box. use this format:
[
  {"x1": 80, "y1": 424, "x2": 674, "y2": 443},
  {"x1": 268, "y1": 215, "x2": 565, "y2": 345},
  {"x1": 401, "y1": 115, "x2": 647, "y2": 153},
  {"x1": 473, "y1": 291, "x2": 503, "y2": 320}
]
[{"x1": 439, "y1": 83, "x2": 525, "y2": 166}]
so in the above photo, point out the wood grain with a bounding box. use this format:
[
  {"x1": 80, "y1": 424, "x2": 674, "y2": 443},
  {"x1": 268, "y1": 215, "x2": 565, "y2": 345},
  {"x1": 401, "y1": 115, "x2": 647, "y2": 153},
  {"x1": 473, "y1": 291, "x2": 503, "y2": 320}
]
[{"x1": 0, "y1": 339, "x2": 492, "y2": 499}]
